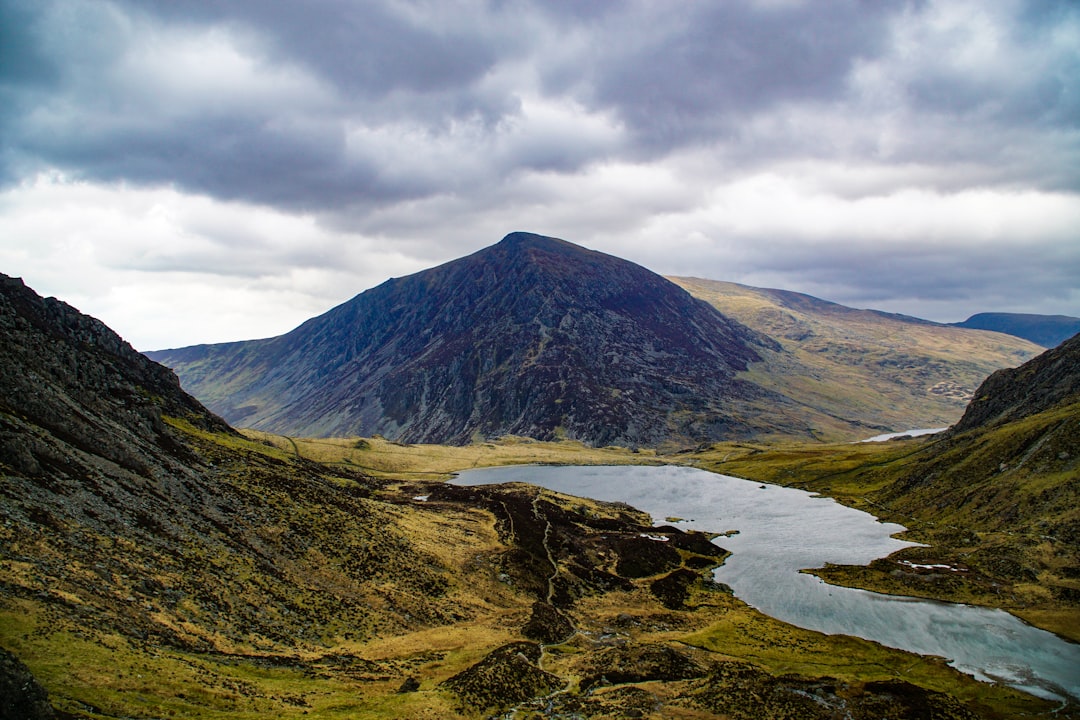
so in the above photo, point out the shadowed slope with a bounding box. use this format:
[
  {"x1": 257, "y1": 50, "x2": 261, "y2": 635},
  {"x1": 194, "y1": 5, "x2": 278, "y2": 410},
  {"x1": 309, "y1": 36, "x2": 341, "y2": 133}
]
[{"x1": 952, "y1": 313, "x2": 1080, "y2": 348}]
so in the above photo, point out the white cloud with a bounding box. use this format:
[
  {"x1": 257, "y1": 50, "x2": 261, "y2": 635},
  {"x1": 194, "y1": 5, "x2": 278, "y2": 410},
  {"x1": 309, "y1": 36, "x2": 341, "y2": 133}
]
[
  {"x1": 113, "y1": 25, "x2": 332, "y2": 116},
  {"x1": 688, "y1": 173, "x2": 1080, "y2": 246},
  {"x1": 2, "y1": 0, "x2": 1078, "y2": 349},
  {"x1": 0, "y1": 174, "x2": 426, "y2": 349}
]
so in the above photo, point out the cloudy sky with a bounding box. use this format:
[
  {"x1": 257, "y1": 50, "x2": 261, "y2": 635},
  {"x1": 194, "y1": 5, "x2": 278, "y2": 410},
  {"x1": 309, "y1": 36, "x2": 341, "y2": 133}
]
[{"x1": 2, "y1": 0, "x2": 1078, "y2": 350}]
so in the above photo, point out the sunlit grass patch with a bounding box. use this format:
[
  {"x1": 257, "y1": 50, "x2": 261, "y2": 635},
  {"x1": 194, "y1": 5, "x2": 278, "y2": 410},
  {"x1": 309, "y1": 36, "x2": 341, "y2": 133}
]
[
  {"x1": 240, "y1": 430, "x2": 661, "y2": 479},
  {"x1": 0, "y1": 598, "x2": 504, "y2": 719},
  {"x1": 681, "y1": 603, "x2": 1055, "y2": 717}
]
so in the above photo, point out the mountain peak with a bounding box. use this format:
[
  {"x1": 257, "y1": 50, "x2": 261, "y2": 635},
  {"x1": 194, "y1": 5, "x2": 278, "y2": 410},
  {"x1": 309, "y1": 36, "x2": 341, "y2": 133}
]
[
  {"x1": 150, "y1": 234, "x2": 775, "y2": 446},
  {"x1": 498, "y1": 230, "x2": 561, "y2": 247},
  {"x1": 491, "y1": 231, "x2": 607, "y2": 271}
]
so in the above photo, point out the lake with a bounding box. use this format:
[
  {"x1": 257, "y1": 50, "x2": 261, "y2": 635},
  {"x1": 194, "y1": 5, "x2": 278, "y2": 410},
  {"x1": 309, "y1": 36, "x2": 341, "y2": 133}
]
[{"x1": 452, "y1": 464, "x2": 1080, "y2": 702}]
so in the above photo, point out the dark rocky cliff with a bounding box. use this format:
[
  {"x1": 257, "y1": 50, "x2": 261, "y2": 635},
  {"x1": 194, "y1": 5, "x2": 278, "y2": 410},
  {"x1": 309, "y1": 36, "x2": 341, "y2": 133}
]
[
  {"x1": 0, "y1": 273, "x2": 232, "y2": 479},
  {"x1": 150, "y1": 232, "x2": 781, "y2": 445},
  {"x1": 952, "y1": 332, "x2": 1080, "y2": 434}
]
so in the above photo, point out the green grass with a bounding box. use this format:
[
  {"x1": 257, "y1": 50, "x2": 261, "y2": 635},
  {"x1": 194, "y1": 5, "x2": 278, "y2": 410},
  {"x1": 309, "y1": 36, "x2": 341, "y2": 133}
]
[
  {"x1": 4, "y1": 416, "x2": 1076, "y2": 718},
  {"x1": 0, "y1": 597, "x2": 479, "y2": 719},
  {"x1": 680, "y1": 599, "x2": 1051, "y2": 718},
  {"x1": 685, "y1": 405, "x2": 1080, "y2": 642}
]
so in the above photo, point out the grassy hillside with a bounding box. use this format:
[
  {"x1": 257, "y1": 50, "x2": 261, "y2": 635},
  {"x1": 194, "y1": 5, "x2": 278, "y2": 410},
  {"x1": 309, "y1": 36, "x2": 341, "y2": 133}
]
[
  {"x1": 671, "y1": 277, "x2": 1041, "y2": 439},
  {"x1": 2, "y1": 422, "x2": 1060, "y2": 719},
  {"x1": 688, "y1": 399, "x2": 1080, "y2": 642},
  {"x1": 240, "y1": 430, "x2": 663, "y2": 479}
]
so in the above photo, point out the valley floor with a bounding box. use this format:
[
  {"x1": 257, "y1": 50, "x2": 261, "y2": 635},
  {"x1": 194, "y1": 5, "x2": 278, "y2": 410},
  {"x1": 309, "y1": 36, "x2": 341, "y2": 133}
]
[
  {"x1": 3, "y1": 428, "x2": 1076, "y2": 719},
  {"x1": 254, "y1": 430, "x2": 1080, "y2": 646}
]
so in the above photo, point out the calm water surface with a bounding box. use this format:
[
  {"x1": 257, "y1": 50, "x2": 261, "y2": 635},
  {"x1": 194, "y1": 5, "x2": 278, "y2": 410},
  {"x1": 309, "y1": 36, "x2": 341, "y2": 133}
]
[{"x1": 452, "y1": 464, "x2": 1080, "y2": 702}]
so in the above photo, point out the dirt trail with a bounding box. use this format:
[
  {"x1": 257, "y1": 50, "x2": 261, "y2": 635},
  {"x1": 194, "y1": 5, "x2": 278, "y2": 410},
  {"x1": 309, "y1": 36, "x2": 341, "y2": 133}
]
[{"x1": 532, "y1": 493, "x2": 559, "y2": 605}]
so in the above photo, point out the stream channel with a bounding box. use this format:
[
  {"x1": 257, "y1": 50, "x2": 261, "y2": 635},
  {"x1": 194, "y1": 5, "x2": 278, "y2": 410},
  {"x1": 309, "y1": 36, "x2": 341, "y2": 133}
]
[{"x1": 452, "y1": 463, "x2": 1080, "y2": 703}]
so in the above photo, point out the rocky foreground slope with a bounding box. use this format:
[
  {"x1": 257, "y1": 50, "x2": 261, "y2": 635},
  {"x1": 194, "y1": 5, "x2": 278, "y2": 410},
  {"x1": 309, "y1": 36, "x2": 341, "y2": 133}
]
[{"x1": 1, "y1": 273, "x2": 1051, "y2": 717}]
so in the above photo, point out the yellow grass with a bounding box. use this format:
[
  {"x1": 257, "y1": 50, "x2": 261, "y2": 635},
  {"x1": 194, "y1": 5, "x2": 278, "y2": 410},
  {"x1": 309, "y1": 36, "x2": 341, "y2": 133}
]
[
  {"x1": 240, "y1": 430, "x2": 661, "y2": 479},
  {"x1": 669, "y1": 276, "x2": 1041, "y2": 439}
]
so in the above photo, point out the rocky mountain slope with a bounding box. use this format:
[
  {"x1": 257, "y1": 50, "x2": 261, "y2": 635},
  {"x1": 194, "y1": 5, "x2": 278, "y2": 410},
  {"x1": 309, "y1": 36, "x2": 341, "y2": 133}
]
[
  {"x1": 3, "y1": 272, "x2": 1037, "y2": 718},
  {"x1": 0, "y1": 272, "x2": 491, "y2": 707},
  {"x1": 151, "y1": 234, "x2": 1044, "y2": 447},
  {"x1": 951, "y1": 312, "x2": 1080, "y2": 348},
  {"x1": 0, "y1": 274, "x2": 232, "y2": 480},
  {"x1": 149, "y1": 232, "x2": 790, "y2": 446},
  {"x1": 875, "y1": 332, "x2": 1080, "y2": 550},
  {"x1": 670, "y1": 277, "x2": 1041, "y2": 438},
  {"x1": 952, "y1": 331, "x2": 1080, "y2": 432}
]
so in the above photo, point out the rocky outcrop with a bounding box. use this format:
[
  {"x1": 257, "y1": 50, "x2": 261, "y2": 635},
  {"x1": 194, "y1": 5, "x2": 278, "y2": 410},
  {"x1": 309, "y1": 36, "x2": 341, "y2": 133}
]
[
  {"x1": 0, "y1": 273, "x2": 232, "y2": 480},
  {"x1": 440, "y1": 642, "x2": 563, "y2": 712},
  {"x1": 429, "y1": 482, "x2": 727, "y2": 611},
  {"x1": 150, "y1": 232, "x2": 782, "y2": 446},
  {"x1": 522, "y1": 601, "x2": 575, "y2": 644},
  {"x1": 0, "y1": 648, "x2": 55, "y2": 720},
  {"x1": 684, "y1": 662, "x2": 982, "y2": 720},
  {"x1": 576, "y1": 643, "x2": 708, "y2": 691},
  {"x1": 952, "y1": 332, "x2": 1080, "y2": 433}
]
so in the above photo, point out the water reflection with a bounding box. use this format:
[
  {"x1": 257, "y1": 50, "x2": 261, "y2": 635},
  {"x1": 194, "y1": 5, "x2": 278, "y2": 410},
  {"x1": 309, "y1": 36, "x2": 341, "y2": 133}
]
[{"x1": 453, "y1": 464, "x2": 1080, "y2": 701}]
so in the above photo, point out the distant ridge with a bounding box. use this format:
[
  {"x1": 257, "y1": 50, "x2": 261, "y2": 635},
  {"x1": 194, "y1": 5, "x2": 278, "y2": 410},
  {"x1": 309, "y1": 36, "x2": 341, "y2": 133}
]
[
  {"x1": 950, "y1": 312, "x2": 1080, "y2": 348},
  {"x1": 149, "y1": 233, "x2": 785, "y2": 446},
  {"x1": 668, "y1": 277, "x2": 1041, "y2": 437}
]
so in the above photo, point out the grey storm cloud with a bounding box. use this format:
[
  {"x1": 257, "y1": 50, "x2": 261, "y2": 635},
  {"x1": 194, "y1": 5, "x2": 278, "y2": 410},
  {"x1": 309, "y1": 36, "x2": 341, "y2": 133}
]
[
  {"x1": 766, "y1": 237, "x2": 1079, "y2": 304},
  {"x1": 0, "y1": 0, "x2": 1078, "y2": 349},
  {"x1": 128, "y1": 0, "x2": 503, "y2": 96},
  {"x1": 3, "y1": 0, "x2": 1075, "y2": 211},
  {"x1": 557, "y1": 3, "x2": 896, "y2": 150}
]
